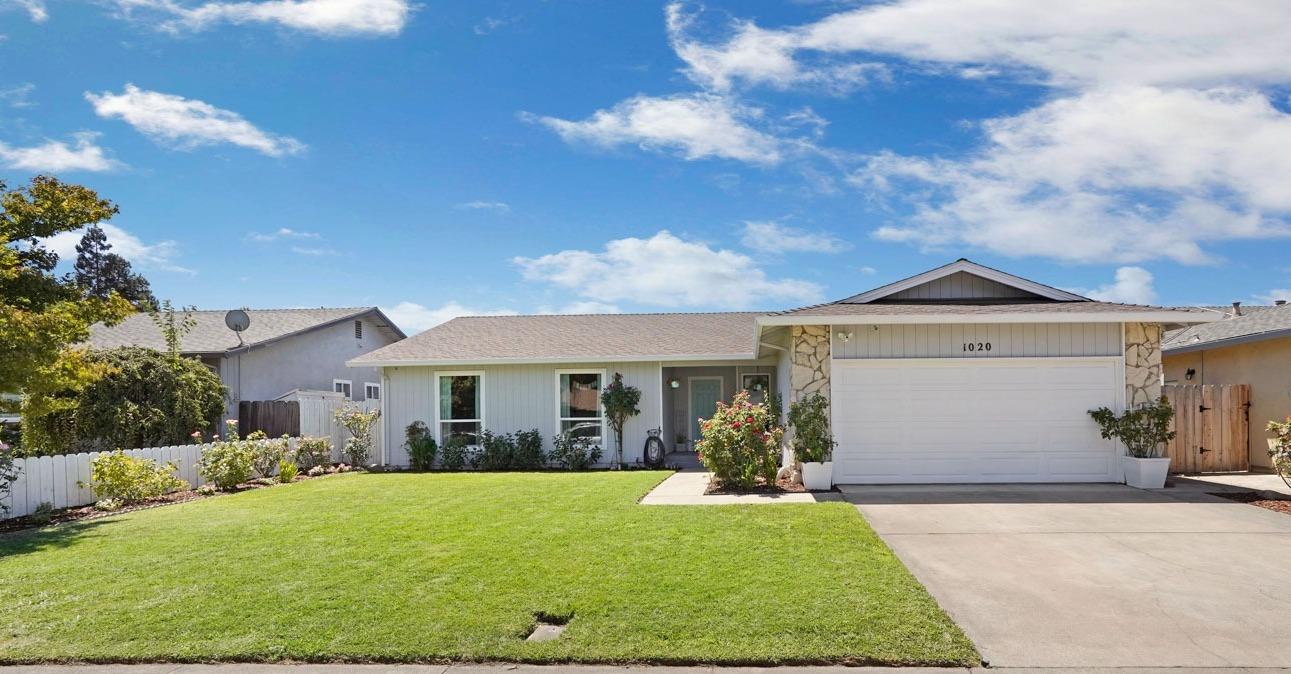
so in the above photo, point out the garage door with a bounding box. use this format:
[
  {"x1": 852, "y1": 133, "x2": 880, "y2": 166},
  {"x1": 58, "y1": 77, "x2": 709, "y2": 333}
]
[{"x1": 832, "y1": 357, "x2": 1121, "y2": 484}]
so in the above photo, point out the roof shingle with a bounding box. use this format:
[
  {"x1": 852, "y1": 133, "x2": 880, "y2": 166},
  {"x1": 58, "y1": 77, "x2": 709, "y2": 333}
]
[
  {"x1": 1164, "y1": 304, "x2": 1291, "y2": 351},
  {"x1": 88, "y1": 307, "x2": 397, "y2": 354}
]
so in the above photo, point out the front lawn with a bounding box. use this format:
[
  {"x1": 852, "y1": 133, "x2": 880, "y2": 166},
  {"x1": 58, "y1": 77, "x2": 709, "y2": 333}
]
[{"x1": 0, "y1": 472, "x2": 977, "y2": 665}]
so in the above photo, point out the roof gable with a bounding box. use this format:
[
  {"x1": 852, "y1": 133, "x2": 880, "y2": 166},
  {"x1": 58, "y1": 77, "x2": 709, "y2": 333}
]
[
  {"x1": 842, "y1": 259, "x2": 1088, "y2": 304},
  {"x1": 87, "y1": 307, "x2": 404, "y2": 354}
]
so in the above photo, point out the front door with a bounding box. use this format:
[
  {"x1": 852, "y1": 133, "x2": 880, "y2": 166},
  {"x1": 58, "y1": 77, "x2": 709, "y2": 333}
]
[{"x1": 689, "y1": 377, "x2": 723, "y2": 449}]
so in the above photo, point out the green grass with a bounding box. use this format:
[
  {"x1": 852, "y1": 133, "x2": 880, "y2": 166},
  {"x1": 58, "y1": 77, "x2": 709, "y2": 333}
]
[{"x1": 0, "y1": 472, "x2": 977, "y2": 666}]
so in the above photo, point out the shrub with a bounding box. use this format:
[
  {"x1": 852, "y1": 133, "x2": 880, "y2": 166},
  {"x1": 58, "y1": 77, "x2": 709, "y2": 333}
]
[
  {"x1": 94, "y1": 498, "x2": 123, "y2": 511},
  {"x1": 306, "y1": 465, "x2": 326, "y2": 478},
  {"x1": 440, "y1": 436, "x2": 470, "y2": 470},
  {"x1": 277, "y1": 458, "x2": 298, "y2": 483},
  {"x1": 334, "y1": 404, "x2": 380, "y2": 466},
  {"x1": 252, "y1": 434, "x2": 290, "y2": 479},
  {"x1": 787, "y1": 393, "x2": 835, "y2": 463},
  {"x1": 513, "y1": 429, "x2": 544, "y2": 470},
  {"x1": 295, "y1": 436, "x2": 332, "y2": 471},
  {"x1": 478, "y1": 430, "x2": 517, "y2": 471},
  {"x1": 1267, "y1": 416, "x2": 1291, "y2": 488},
  {"x1": 549, "y1": 432, "x2": 602, "y2": 471},
  {"x1": 30, "y1": 501, "x2": 54, "y2": 525},
  {"x1": 405, "y1": 421, "x2": 437, "y2": 471},
  {"x1": 86, "y1": 451, "x2": 188, "y2": 504},
  {"x1": 697, "y1": 390, "x2": 783, "y2": 491},
  {"x1": 198, "y1": 430, "x2": 257, "y2": 490},
  {"x1": 1089, "y1": 397, "x2": 1175, "y2": 458},
  {"x1": 600, "y1": 373, "x2": 641, "y2": 466},
  {"x1": 0, "y1": 441, "x2": 17, "y2": 515}
]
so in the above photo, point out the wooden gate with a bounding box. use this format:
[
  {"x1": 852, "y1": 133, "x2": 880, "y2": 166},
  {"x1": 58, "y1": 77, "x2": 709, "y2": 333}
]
[
  {"x1": 1163, "y1": 384, "x2": 1250, "y2": 473},
  {"x1": 238, "y1": 400, "x2": 301, "y2": 438}
]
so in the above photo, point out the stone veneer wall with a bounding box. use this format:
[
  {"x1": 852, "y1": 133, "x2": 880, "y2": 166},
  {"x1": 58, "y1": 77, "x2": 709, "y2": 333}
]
[
  {"x1": 790, "y1": 325, "x2": 830, "y2": 401},
  {"x1": 1124, "y1": 321, "x2": 1163, "y2": 407}
]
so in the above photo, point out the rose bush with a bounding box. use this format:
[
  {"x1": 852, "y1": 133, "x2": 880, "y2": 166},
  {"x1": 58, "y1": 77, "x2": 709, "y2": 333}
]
[
  {"x1": 695, "y1": 390, "x2": 783, "y2": 491},
  {"x1": 1268, "y1": 416, "x2": 1291, "y2": 489}
]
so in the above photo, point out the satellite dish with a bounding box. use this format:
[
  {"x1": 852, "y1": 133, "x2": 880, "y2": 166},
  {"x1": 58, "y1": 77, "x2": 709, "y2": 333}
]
[{"x1": 225, "y1": 309, "x2": 251, "y2": 345}]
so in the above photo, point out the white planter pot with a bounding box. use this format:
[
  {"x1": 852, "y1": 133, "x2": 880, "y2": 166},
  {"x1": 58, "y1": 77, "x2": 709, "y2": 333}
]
[
  {"x1": 1123, "y1": 456, "x2": 1171, "y2": 489},
  {"x1": 801, "y1": 461, "x2": 833, "y2": 491}
]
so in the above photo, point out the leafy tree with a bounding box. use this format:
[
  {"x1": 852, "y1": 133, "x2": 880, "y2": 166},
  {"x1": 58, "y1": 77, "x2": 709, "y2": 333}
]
[
  {"x1": 149, "y1": 300, "x2": 196, "y2": 366},
  {"x1": 23, "y1": 346, "x2": 226, "y2": 455},
  {"x1": 599, "y1": 372, "x2": 640, "y2": 467},
  {"x1": 74, "y1": 225, "x2": 157, "y2": 310},
  {"x1": 2, "y1": 176, "x2": 133, "y2": 426}
]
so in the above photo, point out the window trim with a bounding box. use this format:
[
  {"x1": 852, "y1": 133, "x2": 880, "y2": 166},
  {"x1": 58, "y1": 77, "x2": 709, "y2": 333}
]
[
  {"x1": 333, "y1": 378, "x2": 353, "y2": 398},
  {"x1": 434, "y1": 370, "x2": 486, "y2": 446},
  {"x1": 554, "y1": 368, "x2": 607, "y2": 446},
  {"x1": 363, "y1": 381, "x2": 381, "y2": 400}
]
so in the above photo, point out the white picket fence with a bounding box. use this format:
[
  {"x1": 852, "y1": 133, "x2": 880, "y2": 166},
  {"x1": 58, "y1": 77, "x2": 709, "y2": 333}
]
[{"x1": 1, "y1": 399, "x2": 383, "y2": 520}]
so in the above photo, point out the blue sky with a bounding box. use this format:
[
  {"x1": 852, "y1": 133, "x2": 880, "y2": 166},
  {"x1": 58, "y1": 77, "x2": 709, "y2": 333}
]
[{"x1": 3, "y1": 0, "x2": 1291, "y2": 332}]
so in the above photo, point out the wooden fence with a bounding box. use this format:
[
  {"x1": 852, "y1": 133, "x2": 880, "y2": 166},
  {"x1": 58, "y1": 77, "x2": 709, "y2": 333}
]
[
  {"x1": 239, "y1": 400, "x2": 300, "y2": 437},
  {"x1": 296, "y1": 398, "x2": 382, "y2": 464},
  {"x1": 1163, "y1": 383, "x2": 1251, "y2": 473}
]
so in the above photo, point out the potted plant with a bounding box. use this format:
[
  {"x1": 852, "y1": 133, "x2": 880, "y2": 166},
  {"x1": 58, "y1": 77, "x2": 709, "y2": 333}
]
[
  {"x1": 1267, "y1": 417, "x2": 1291, "y2": 489},
  {"x1": 1089, "y1": 397, "x2": 1175, "y2": 489},
  {"x1": 788, "y1": 393, "x2": 836, "y2": 491}
]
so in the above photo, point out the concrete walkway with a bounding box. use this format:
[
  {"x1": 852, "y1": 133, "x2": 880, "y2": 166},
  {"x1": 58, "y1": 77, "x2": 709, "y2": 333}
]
[
  {"x1": 1176, "y1": 471, "x2": 1291, "y2": 497},
  {"x1": 845, "y1": 483, "x2": 1291, "y2": 669},
  {"x1": 639, "y1": 470, "x2": 841, "y2": 505}
]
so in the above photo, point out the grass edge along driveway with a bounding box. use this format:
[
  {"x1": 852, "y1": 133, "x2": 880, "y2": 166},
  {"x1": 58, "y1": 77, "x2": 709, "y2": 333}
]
[{"x1": 0, "y1": 471, "x2": 978, "y2": 666}]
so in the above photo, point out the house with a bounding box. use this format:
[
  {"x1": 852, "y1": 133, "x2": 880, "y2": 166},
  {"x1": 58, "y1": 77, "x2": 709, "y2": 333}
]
[
  {"x1": 351, "y1": 260, "x2": 1214, "y2": 484},
  {"x1": 88, "y1": 307, "x2": 405, "y2": 422},
  {"x1": 1163, "y1": 299, "x2": 1291, "y2": 471}
]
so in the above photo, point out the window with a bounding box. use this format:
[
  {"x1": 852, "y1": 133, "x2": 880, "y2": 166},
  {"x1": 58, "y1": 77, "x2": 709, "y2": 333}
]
[
  {"x1": 741, "y1": 373, "x2": 771, "y2": 404},
  {"x1": 437, "y1": 372, "x2": 483, "y2": 445},
  {"x1": 333, "y1": 379, "x2": 352, "y2": 398},
  {"x1": 556, "y1": 370, "x2": 604, "y2": 445},
  {"x1": 354, "y1": 320, "x2": 363, "y2": 339},
  {"x1": 364, "y1": 382, "x2": 381, "y2": 400}
]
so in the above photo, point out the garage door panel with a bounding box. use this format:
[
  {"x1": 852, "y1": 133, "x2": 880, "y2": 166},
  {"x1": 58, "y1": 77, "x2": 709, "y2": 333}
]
[{"x1": 832, "y1": 357, "x2": 1121, "y2": 484}]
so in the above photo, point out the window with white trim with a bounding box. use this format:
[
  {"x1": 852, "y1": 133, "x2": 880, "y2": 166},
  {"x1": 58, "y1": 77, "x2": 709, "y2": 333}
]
[
  {"x1": 364, "y1": 382, "x2": 381, "y2": 400},
  {"x1": 557, "y1": 370, "x2": 603, "y2": 445},
  {"x1": 438, "y1": 372, "x2": 483, "y2": 445},
  {"x1": 741, "y1": 373, "x2": 770, "y2": 404},
  {"x1": 333, "y1": 379, "x2": 352, "y2": 398}
]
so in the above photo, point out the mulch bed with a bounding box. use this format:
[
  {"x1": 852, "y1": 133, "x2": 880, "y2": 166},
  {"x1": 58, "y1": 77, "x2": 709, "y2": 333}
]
[
  {"x1": 1210, "y1": 491, "x2": 1291, "y2": 515},
  {"x1": 705, "y1": 475, "x2": 816, "y2": 495}
]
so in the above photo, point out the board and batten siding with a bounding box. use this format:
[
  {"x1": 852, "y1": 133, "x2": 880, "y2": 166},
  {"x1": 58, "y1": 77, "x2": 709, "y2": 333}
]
[
  {"x1": 382, "y1": 361, "x2": 662, "y2": 466},
  {"x1": 882, "y1": 271, "x2": 1039, "y2": 301},
  {"x1": 832, "y1": 322, "x2": 1122, "y2": 359}
]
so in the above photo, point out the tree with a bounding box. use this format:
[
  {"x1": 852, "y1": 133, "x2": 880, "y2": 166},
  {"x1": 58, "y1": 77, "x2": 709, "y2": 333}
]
[
  {"x1": 1, "y1": 177, "x2": 133, "y2": 412},
  {"x1": 74, "y1": 225, "x2": 158, "y2": 310},
  {"x1": 599, "y1": 372, "x2": 640, "y2": 467},
  {"x1": 22, "y1": 346, "x2": 226, "y2": 455},
  {"x1": 149, "y1": 300, "x2": 197, "y2": 366}
]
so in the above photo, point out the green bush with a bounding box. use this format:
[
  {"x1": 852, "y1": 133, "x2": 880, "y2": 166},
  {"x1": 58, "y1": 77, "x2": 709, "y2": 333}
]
[
  {"x1": 698, "y1": 390, "x2": 783, "y2": 491},
  {"x1": 198, "y1": 431, "x2": 257, "y2": 490},
  {"x1": 86, "y1": 451, "x2": 188, "y2": 504},
  {"x1": 277, "y1": 458, "x2": 298, "y2": 483},
  {"x1": 440, "y1": 436, "x2": 469, "y2": 471},
  {"x1": 405, "y1": 421, "x2": 437, "y2": 471},
  {"x1": 787, "y1": 393, "x2": 835, "y2": 463},
  {"x1": 549, "y1": 432, "x2": 602, "y2": 471},
  {"x1": 252, "y1": 434, "x2": 289, "y2": 479},
  {"x1": 23, "y1": 346, "x2": 226, "y2": 455},
  {"x1": 295, "y1": 436, "x2": 332, "y2": 471},
  {"x1": 1089, "y1": 397, "x2": 1175, "y2": 458},
  {"x1": 29, "y1": 501, "x2": 54, "y2": 525},
  {"x1": 477, "y1": 430, "x2": 516, "y2": 471},
  {"x1": 0, "y1": 441, "x2": 16, "y2": 515},
  {"x1": 333, "y1": 404, "x2": 380, "y2": 466},
  {"x1": 513, "y1": 429, "x2": 544, "y2": 470}
]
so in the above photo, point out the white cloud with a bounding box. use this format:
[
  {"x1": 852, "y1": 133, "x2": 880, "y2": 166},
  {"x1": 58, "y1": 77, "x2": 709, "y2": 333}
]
[
  {"x1": 114, "y1": 0, "x2": 410, "y2": 36},
  {"x1": 514, "y1": 230, "x2": 822, "y2": 308},
  {"x1": 1254, "y1": 289, "x2": 1291, "y2": 305},
  {"x1": 454, "y1": 201, "x2": 510, "y2": 214},
  {"x1": 740, "y1": 220, "x2": 851, "y2": 254},
  {"x1": 44, "y1": 223, "x2": 191, "y2": 273},
  {"x1": 7, "y1": 0, "x2": 47, "y2": 21},
  {"x1": 0, "y1": 83, "x2": 36, "y2": 108},
  {"x1": 665, "y1": 0, "x2": 1291, "y2": 91},
  {"x1": 860, "y1": 86, "x2": 1291, "y2": 264},
  {"x1": 246, "y1": 227, "x2": 320, "y2": 242},
  {"x1": 859, "y1": 266, "x2": 877, "y2": 275},
  {"x1": 1080, "y1": 266, "x2": 1158, "y2": 305},
  {"x1": 527, "y1": 93, "x2": 786, "y2": 165},
  {"x1": 289, "y1": 245, "x2": 336, "y2": 256},
  {"x1": 0, "y1": 133, "x2": 119, "y2": 172},
  {"x1": 383, "y1": 301, "x2": 517, "y2": 334},
  {"x1": 86, "y1": 84, "x2": 305, "y2": 157}
]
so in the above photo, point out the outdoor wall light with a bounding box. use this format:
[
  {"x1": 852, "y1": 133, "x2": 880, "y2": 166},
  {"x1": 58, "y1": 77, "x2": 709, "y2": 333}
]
[
  {"x1": 836, "y1": 331, "x2": 853, "y2": 342},
  {"x1": 669, "y1": 378, "x2": 681, "y2": 389},
  {"x1": 1185, "y1": 368, "x2": 1196, "y2": 381}
]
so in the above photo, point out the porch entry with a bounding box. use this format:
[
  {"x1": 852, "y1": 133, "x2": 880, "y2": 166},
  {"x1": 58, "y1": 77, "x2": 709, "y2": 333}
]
[{"x1": 689, "y1": 377, "x2": 723, "y2": 447}]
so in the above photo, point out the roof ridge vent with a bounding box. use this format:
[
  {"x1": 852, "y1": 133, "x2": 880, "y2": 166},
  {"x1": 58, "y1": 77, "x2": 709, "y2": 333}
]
[{"x1": 1231, "y1": 301, "x2": 1242, "y2": 317}]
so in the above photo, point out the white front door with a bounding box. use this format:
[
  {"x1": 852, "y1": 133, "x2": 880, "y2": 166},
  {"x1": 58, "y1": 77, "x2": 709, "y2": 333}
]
[{"x1": 831, "y1": 357, "x2": 1122, "y2": 484}]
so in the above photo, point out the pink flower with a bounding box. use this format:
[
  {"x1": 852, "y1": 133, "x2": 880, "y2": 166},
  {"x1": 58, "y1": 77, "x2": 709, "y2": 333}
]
[{"x1": 733, "y1": 422, "x2": 742, "y2": 429}]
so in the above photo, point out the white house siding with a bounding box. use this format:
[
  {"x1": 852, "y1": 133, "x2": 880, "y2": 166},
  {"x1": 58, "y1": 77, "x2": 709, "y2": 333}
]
[
  {"x1": 883, "y1": 271, "x2": 1039, "y2": 301},
  {"x1": 381, "y1": 361, "x2": 663, "y2": 467},
  {"x1": 831, "y1": 322, "x2": 1121, "y2": 360}
]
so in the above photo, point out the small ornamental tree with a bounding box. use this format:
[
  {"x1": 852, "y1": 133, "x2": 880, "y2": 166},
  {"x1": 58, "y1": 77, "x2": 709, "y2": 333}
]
[
  {"x1": 696, "y1": 390, "x2": 783, "y2": 491},
  {"x1": 1267, "y1": 416, "x2": 1291, "y2": 489},
  {"x1": 334, "y1": 404, "x2": 381, "y2": 466},
  {"x1": 599, "y1": 372, "x2": 640, "y2": 467},
  {"x1": 1088, "y1": 397, "x2": 1176, "y2": 458}
]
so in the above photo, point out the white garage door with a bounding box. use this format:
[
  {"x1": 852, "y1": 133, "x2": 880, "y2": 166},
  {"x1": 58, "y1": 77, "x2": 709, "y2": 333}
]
[{"x1": 832, "y1": 357, "x2": 1122, "y2": 484}]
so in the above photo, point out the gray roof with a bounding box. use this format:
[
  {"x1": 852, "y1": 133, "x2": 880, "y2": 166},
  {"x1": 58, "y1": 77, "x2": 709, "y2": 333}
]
[
  {"x1": 768, "y1": 300, "x2": 1213, "y2": 318},
  {"x1": 350, "y1": 312, "x2": 762, "y2": 365},
  {"x1": 88, "y1": 307, "x2": 404, "y2": 354},
  {"x1": 1164, "y1": 304, "x2": 1291, "y2": 353}
]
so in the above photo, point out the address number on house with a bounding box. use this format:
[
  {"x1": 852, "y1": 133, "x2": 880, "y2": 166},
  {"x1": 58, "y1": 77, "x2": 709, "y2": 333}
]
[{"x1": 962, "y1": 342, "x2": 992, "y2": 352}]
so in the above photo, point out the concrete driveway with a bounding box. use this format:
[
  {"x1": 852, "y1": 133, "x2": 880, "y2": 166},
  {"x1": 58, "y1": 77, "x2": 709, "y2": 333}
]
[{"x1": 843, "y1": 482, "x2": 1291, "y2": 668}]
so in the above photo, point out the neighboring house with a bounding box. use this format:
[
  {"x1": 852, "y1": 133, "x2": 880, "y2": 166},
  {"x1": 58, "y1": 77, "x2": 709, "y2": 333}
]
[
  {"x1": 352, "y1": 259, "x2": 1213, "y2": 484},
  {"x1": 1163, "y1": 300, "x2": 1291, "y2": 470},
  {"x1": 89, "y1": 307, "x2": 405, "y2": 422}
]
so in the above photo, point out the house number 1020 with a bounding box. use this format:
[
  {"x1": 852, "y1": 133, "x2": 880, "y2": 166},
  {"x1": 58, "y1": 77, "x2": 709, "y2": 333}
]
[{"x1": 962, "y1": 342, "x2": 992, "y2": 352}]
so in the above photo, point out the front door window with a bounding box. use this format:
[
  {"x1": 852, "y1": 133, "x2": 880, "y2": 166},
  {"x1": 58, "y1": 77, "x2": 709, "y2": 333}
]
[{"x1": 690, "y1": 378, "x2": 723, "y2": 448}]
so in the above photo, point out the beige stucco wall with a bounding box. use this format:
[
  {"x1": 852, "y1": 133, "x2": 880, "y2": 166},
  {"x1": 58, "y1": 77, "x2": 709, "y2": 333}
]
[{"x1": 1164, "y1": 335, "x2": 1291, "y2": 470}]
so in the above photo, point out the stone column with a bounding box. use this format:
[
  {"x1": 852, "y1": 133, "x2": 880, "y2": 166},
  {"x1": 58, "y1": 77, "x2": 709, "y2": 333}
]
[
  {"x1": 1124, "y1": 322, "x2": 1163, "y2": 407},
  {"x1": 790, "y1": 325, "x2": 831, "y2": 401}
]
